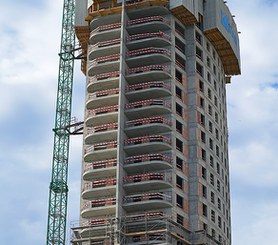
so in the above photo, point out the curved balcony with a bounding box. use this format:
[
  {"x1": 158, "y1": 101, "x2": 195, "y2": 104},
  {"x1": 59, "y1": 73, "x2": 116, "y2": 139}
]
[
  {"x1": 84, "y1": 141, "x2": 117, "y2": 162},
  {"x1": 125, "y1": 81, "x2": 171, "y2": 100},
  {"x1": 125, "y1": 99, "x2": 171, "y2": 118},
  {"x1": 126, "y1": 233, "x2": 166, "y2": 245},
  {"x1": 126, "y1": 31, "x2": 171, "y2": 50},
  {"x1": 86, "y1": 88, "x2": 119, "y2": 109},
  {"x1": 88, "y1": 54, "x2": 120, "y2": 76},
  {"x1": 90, "y1": 22, "x2": 121, "y2": 44},
  {"x1": 123, "y1": 172, "x2": 172, "y2": 193},
  {"x1": 87, "y1": 71, "x2": 120, "y2": 93},
  {"x1": 86, "y1": 105, "x2": 118, "y2": 126},
  {"x1": 81, "y1": 198, "x2": 116, "y2": 218},
  {"x1": 82, "y1": 178, "x2": 116, "y2": 199},
  {"x1": 83, "y1": 159, "x2": 117, "y2": 181},
  {"x1": 126, "y1": 64, "x2": 171, "y2": 82},
  {"x1": 85, "y1": 122, "x2": 118, "y2": 144},
  {"x1": 127, "y1": 16, "x2": 171, "y2": 34},
  {"x1": 126, "y1": 48, "x2": 171, "y2": 71},
  {"x1": 123, "y1": 192, "x2": 172, "y2": 212},
  {"x1": 80, "y1": 218, "x2": 116, "y2": 238},
  {"x1": 124, "y1": 135, "x2": 171, "y2": 155},
  {"x1": 125, "y1": 116, "x2": 171, "y2": 137},
  {"x1": 88, "y1": 38, "x2": 121, "y2": 59},
  {"x1": 124, "y1": 153, "x2": 172, "y2": 173}
]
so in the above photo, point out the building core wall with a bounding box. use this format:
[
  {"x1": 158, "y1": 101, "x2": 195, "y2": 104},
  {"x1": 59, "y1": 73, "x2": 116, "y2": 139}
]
[{"x1": 72, "y1": 1, "x2": 240, "y2": 244}]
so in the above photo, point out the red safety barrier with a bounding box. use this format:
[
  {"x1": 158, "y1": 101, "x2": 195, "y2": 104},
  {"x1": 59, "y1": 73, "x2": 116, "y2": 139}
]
[
  {"x1": 84, "y1": 159, "x2": 117, "y2": 172},
  {"x1": 89, "y1": 38, "x2": 121, "y2": 51},
  {"x1": 127, "y1": 31, "x2": 170, "y2": 42},
  {"x1": 126, "y1": 81, "x2": 170, "y2": 92},
  {"x1": 125, "y1": 99, "x2": 170, "y2": 109},
  {"x1": 85, "y1": 141, "x2": 117, "y2": 154},
  {"x1": 87, "y1": 105, "x2": 118, "y2": 116},
  {"x1": 127, "y1": 64, "x2": 170, "y2": 74},
  {"x1": 127, "y1": 47, "x2": 170, "y2": 57},
  {"x1": 124, "y1": 153, "x2": 172, "y2": 164},
  {"x1": 124, "y1": 135, "x2": 171, "y2": 145},
  {"x1": 127, "y1": 16, "x2": 170, "y2": 25},
  {"x1": 91, "y1": 22, "x2": 121, "y2": 35},
  {"x1": 82, "y1": 197, "x2": 116, "y2": 210},
  {"x1": 90, "y1": 53, "x2": 120, "y2": 66},
  {"x1": 126, "y1": 116, "x2": 171, "y2": 127}
]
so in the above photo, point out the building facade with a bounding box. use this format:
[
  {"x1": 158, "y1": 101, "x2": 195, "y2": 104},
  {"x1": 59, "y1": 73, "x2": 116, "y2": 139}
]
[{"x1": 72, "y1": 0, "x2": 240, "y2": 244}]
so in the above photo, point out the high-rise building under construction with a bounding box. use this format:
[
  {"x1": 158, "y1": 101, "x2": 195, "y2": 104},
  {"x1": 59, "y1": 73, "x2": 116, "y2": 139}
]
[{"x1": 72, "y1": 0, "x2": 240, "y2": 244}]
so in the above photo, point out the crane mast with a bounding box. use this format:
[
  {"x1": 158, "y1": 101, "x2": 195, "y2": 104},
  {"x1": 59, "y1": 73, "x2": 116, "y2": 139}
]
[{"x1": 46, "y1": 0, "x2": 76, "y2": 244}]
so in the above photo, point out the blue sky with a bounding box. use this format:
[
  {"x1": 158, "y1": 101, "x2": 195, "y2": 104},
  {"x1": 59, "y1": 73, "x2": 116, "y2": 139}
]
[{"x1": 0, "y1": 0, "x2": 278, "y2": 244}]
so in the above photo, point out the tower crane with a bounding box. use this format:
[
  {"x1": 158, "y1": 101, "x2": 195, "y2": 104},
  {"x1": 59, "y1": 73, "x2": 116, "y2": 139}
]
[{"x1": 46, "y1": 0, "x2": 76, "y2": 244}]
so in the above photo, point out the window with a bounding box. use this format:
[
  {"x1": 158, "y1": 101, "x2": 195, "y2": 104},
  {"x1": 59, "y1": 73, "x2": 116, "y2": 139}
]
[
  {"x1": 201, "y1": 131, "x2": 206, "y2": 143},
  {"x1": 176, "y1": 103, "x2": 183, "y2": 116},
  {"x1": 176, "y1": 157, "x2": 183, "y2": 170},
  {"x1": 210, "y1": 173, "x2": 214, "y2": 186},
  {"x1": 199, "y1": 80, "x2": 204, "y2": 92},
  {"x1": 216, "y1": 145, "x2": 220, "y2": 157},
  {"x1": 217, "y1": 162, "x2": 220, "y2": 174},
  {"x1": 213, "y1": 50, "x2": 216, "y2": 60},
  {"x1": 176, "y1": 175, "x2": 183, "y2": 189},
  {"x1": 175, "y1": 37, "x2": 185, "y2": 53},
  {"x1": 176, "y1": 86, "x2": 182, "y2": 100},
  {"x1": 214, "y1": 96, "x2": 218, "y2": 107},
  {"x1": 202, "y1": 185, "x2": 207, "y2": 198},
  {"x1": 215, "y1": 128, "x2": 219, "y2": 140},
  {"x1": 209, "y1": 121, "x2": 213, "y2": 133},
  {"x1": 212, "y1": 228, "x2": 216, "y2": 238},
  {"x1": 218, "y1": 216, "x2": 222, "y2": 229},
  {"x1": 201, "y1": 148, "x2": 206, "y2": 161},
  {"x1": 200, "y1": 96, "x2": 204, "y2": 108},
  {"x1": 201, "y1": 113, "x2": 205, "y2": 126},
  {"x1": 206, "y1": 42, "x2": 210, "y2": 52},
  {"x1": 202, "y1": 167, "x2": 207, "y2": 180},
  {"x1": 211, "y1": 210, "x2": 215, "y2": 222},
  {"x1": 197, "y1": 13, "x2": 203, "y2": 30},
  {"x1": 209, "y1": 155, "x2": 214, "y2": 168},
  {"x1": 214, "y1": 80, "x2": 217, "y2": 90},
  {"x1": 209, "y1": 138, "x2": 213, "y2": 150},
  {"x1": 213, "y1": 64, "x2": 216, "y2": 75},
  {"x1": 176, "y1": 120, "x2": 183, "y2": 134},
  {"x1": 196, "y1": 46, "x2": 203, "y2": 60},
  {"x1": 196, "y1": 31, "x2": 202, "y2": 45},
  {"x1": 175, "y1": 22, "x2": 185, "y2": 36},
  {"x1": 177, "y1": 214, "x2": 184, "y2": 225},
  {"x1": 176, "y1": 69, "x2": 182, "y2": 83},
  {"x1": 208, "y1": 104, "x2": 212, "y2": 115},
  {"x1": 196, "y1": 62, "x2": 203, "y2": 77},
  {"x1": 203, "y1": 203, "x2": 207, "y2": 217},
  {"x1": 176, "y1": 138, "x2": 183, "y2": 152},
  {"x1": 211, "y1": 191, "x2": 215, "y2": 204},
  {"x1": 208, "y1": 88, "x2": 212, "y2": 99},
  {"x1": 217, "y1": 180, "x2": 221, "y2": 192},
  {"x1": 203, "y1": 222, "x2": 208, "y2": 231},
  {"x1": 176, "y1": 194, "x2": 183, "y2": 208},
  {"x1": 207, "y1": 57, "x2": 211, "y2": 68},
  {"x1": 218, "y1": 198, "x2": 221, "y2": 210},
  {"x1": 215, "y1": 112, "x2": 218, "y2": 123},
  {"x1": 207, "y1": 72, "x2": 211, "y2": 83}
]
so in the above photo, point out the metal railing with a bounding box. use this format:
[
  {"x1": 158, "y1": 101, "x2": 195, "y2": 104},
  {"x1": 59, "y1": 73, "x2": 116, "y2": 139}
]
[
  {"x1": 127, "y1": 64, "x2": 170, "y2": 74},
  {"x1": 123, "y1": 172, "x2": 171, "y2": 184},
  {"x1": 91, "y1": 22, "x2": 121, "y2": 35},
  {"x1": 125, "y1": 99, "x2": 171, "y2": 110},
  {"x1": 127, "y1": 16, "x2": 170, "y2": 26},
  {"x1": 127, "y1": 47, "x2": 170, "y2": 57},
  {"x1": 124, "y1": 135, "x2": 171, "y2": 145},
  {"x1": 85, "y1": 141, "x2": 117, "y2": 154},
  {"x1": 88, "y1": 71, "x2": 120, "y2": 85},
  {"x1": 84, "y1": 159, "x2": 117, "y2": 172},
  {"x1": 123, "y1": 192, "x2": 171, "y2": 204},
  {"x1": 87, "y1": 105, "x2": 118, "y2": 116},
  {"x1": 86, "y1": 122, "x2": 118, "y2": 135},
  {"x1": 89, "y1": 38, "x2": 121, "y2": 52},
  {"x1": 126, "y1": 116, "x2": 172, "y2": 127},
  {"x1": 82, "y1": 197, "x2": 116, "y2": 210},
  {"x1": 126, "y1": 81, "x2": 170, "y2": 92},
  {"x1": 124, "y1": 153, "x2": 172, "y2": 165},
  {"x1": 87, "y1": 88, "x2": 119, "y2": 101},
  {"x1": 83, "y1": 178, "x2": 116, "y2": 191},
  {"x1": 127, "y1": 31, "x2": 170, "y2": 42}
]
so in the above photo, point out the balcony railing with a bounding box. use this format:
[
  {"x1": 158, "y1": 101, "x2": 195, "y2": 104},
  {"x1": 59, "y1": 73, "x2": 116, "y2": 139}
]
[
  {"x1": 124, "y1": 153, "x2": 172, "y2": 165},
  {"x1": 87, "y1": 105, "x2": 118, "y2": 116},
  {"x1": 126, "y1": 233, "x2": 166, "y2": 243},
  {"x1": 123, "y1": 172, "x2": 171, "y2": 184},
  {"x1": 89, "y1": 38, "x2": 121, "y2": 52},
  {"x1": 82, "y1": 218, "x2": 112, "y2": 227},
  {"x1": 124, "y1": 135, "x2": 171, "y2": 146},
  {"x1": 91, "y1": 22, "x2": 121, "y2": 35},
  {"x1": 88, "y1": 71, "x2": 120, "y2": 84},
  {"x1": 82, "y1": 197, "x2": 116, "y2": 210},
  {"x1": 127, "y1": 47, "x2": 171, "y2": 58},
  {"x1": 175, "y1": 59, "x2": 185, "y2": 70},
  {"x1": 126, "y1": 116, "x2": 172, "y2": 128},
  {"x1": 86, "y1": 123, "x2": 118, "y2": 135},
  {"x1": 125, "y1": 99, "x2": 171, "y2": 110},
  {"x1": 126, "y1": 81, "x2": 170, "y2": 92},
  {"x1": 127, "y1": 65, "x2": 170, "y2": 75},
  {"x1": 123, "y1": 192, "x2": 171, "y2": 204},
  {"x1": 89, "y1": 54, "x2": 120, "y2": 66},
  {"x1": 83, "y1": 178, "x2": 116, "y2": 192},
  {"x1": 127, "y1": 16, "x2": 170, "y2": 26},
  {"x1": 125, "y1": 211, "x2": 166, "y2": 222},
  {"x1": 127, "y1": 31, "x2": 170, "y2": 42},
  {"x1": 84, "y1": 159, "x2": 117, "y2": 173},
  {"x1": 85, "y1": 141, "x2": 117, "y2": 154},
  {"x1": 87, "y1": 88, "x2": 119, "y2": 101}
]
